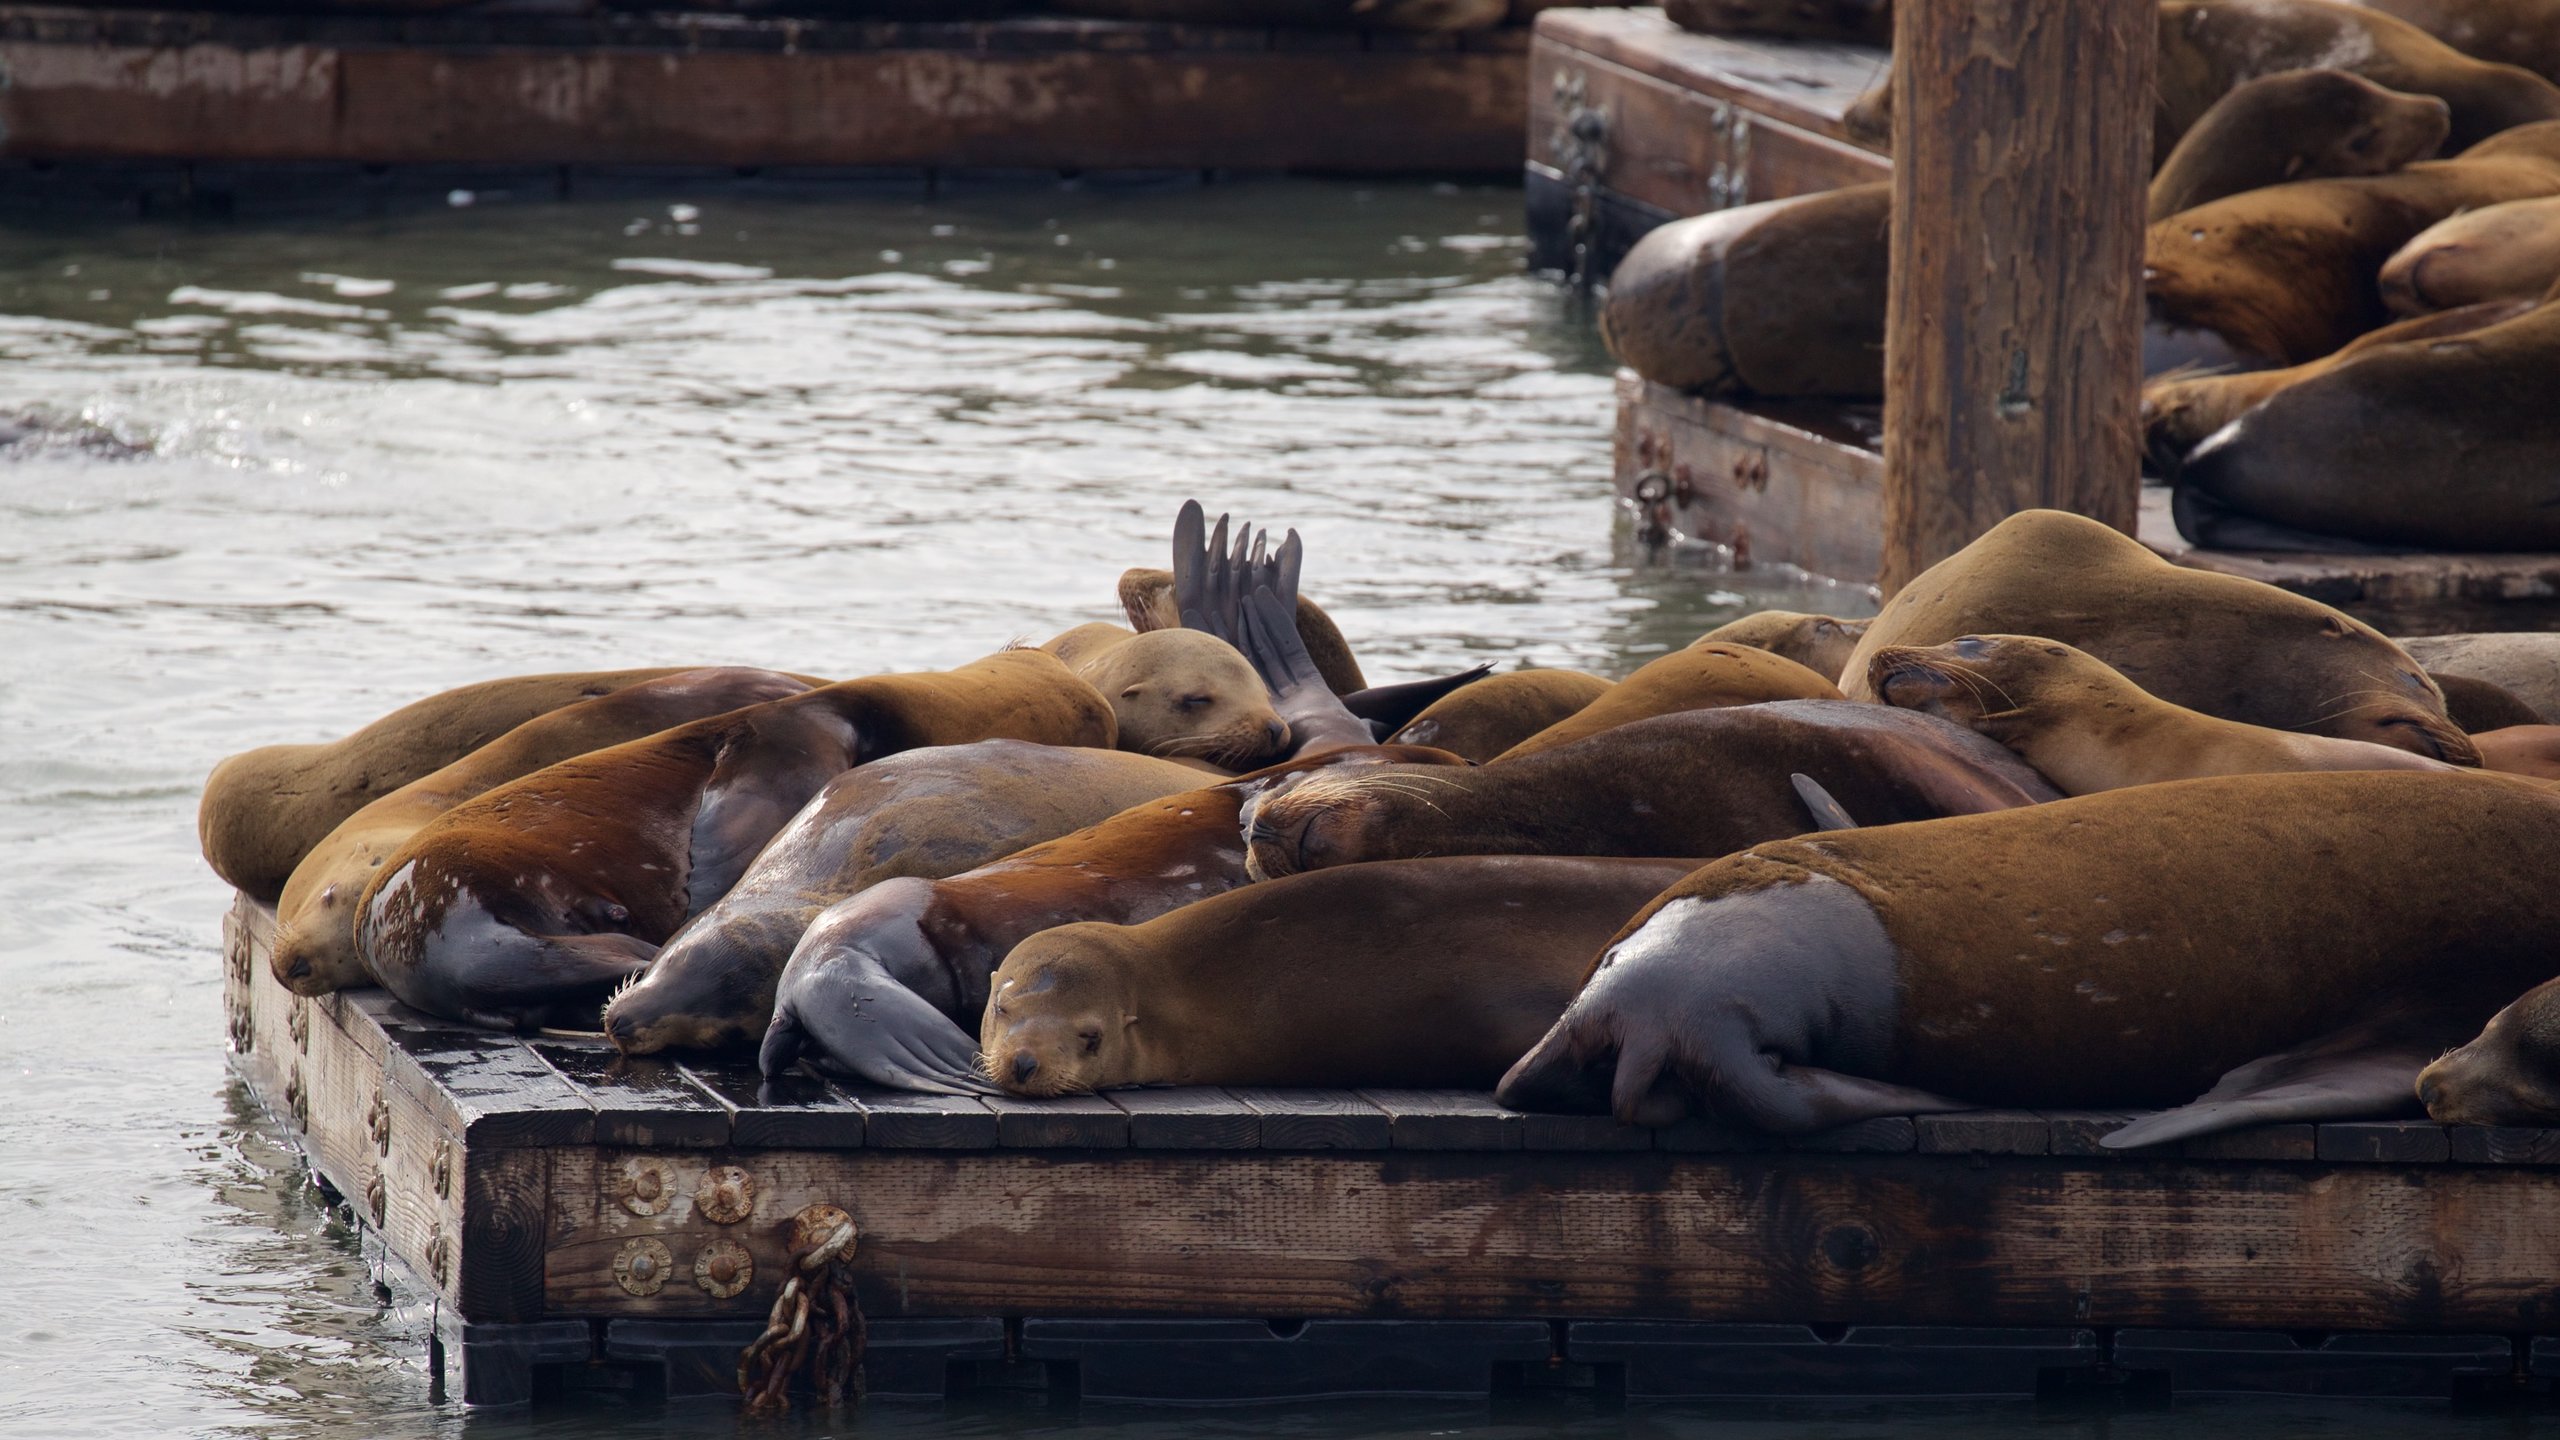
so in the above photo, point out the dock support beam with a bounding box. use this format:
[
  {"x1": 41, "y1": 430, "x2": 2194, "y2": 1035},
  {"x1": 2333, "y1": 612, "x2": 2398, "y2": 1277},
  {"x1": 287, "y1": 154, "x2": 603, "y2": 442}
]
[{"x1": 1879, "y1": 0, "x2": 2154, "y2": 594}]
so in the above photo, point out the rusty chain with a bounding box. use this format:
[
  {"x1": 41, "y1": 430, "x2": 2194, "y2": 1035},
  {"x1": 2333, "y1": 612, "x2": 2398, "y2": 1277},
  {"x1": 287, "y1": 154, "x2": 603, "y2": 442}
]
[{"x1": 737, "y1": 1204, "x2": 865, "y2": 1416}]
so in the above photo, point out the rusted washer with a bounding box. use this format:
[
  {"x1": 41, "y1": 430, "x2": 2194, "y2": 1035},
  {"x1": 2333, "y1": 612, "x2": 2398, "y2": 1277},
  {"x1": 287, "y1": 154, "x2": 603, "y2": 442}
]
[
  {"x1": 616, "y1": 1157, "x2": 674, "y2": 1217},
  {"x1": 614, "y1": 1237, "x2": 674, "y2": 1297},
  {"x1": 695, "y1": 1239, "x2": 754, "y2": 1299},
  {"x1": 696, "y1": 1165, "x2": 757, "y2": 1225}
]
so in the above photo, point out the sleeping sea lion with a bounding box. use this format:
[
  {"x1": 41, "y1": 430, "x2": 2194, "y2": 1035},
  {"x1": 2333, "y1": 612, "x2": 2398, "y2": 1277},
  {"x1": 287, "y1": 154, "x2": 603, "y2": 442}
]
[
  {"x1": 1242, "y1": 700, "x2": 2058, "y2": 881},
  {"x1": 1497, "y1": 770, "x2": 2560, "y2": 1146},
  {"x1": 2147, "y1": 69, "x2": 2451, "y2": 222},
  {"x1": 1387, "y1": 668, "x2": 1612, "y2": 762},
  {"x1": 2430, "y1": 672, "x2": 2546, "y2": 732},
  {"x1": 1493, "y1": 642, "x2": 1843, "y2": 761},
  {"x1": 1661, "y1": 0, "x2": 1891, "y2": 44},
  {"x1": 1045, "y1": 0, "x2": 1506, "y2": 27},
  {"x1": 2401, "y1": 632, "x2": 2560, "y2": 720},
  {"x1": 981, "y1": 857, "x2": 1704, "y2": 1097},
  {"x1": 356, "y1": 650, "x2": 1113, "y2": 1030},
  {"x1": 1697, "y1": 610, "x2": 1872, "y2": 685},
  {"x1": 200, "y1": 665, "x2": 714, "y2": 899},
  {"x1": 1869, "y1": 634, "x2": 2469, "y2": 791},
  {"x1": 1118, "y1": 563, "x2": 1366, "y2": 695},
  {"x1": 1835, "y1": 510, "x2": 2467, "y2": 759},
  {"x1": 271, "y1": 667, "x2": 815, "y2": 996},
  {"x1": 599, "y1": 741, "x2": 1206, "y2": 1056},
  {"x1": 1040, "y1": 623, "x2": 1288, "y2": 770},
  {"x1": 2417, "y1": 974, "x2": 2560, "y2": 1126},
  {"x1": 2379, "y1": 194, "x2": 2560, "y2": 312},
  {"x1": 2342, "y1": 0, "x2": 2560, "y2": 84},
  {"x1": 758, "y1": 744, "x2": 1469, "y2": 1093}
]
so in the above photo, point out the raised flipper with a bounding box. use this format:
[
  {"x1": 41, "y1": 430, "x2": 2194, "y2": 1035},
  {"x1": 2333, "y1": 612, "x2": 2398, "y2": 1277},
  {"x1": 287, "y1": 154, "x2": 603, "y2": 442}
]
[
  {"x1": 759, "y1": 949, "x2": 998, "y2": 1096},
  {"x1": 2101, "y1": 1008, "x2": 2478, "y2": 1149},
  {"x1": 1340, "y1": 665, "x2": 1495, "y2": 737},
  {"x1": 1240, "y1": 586, "x2": 1374, "y2": 753},
  {"x1": 1790, "y1": 773, "x2": 1859, "y2": 831}
]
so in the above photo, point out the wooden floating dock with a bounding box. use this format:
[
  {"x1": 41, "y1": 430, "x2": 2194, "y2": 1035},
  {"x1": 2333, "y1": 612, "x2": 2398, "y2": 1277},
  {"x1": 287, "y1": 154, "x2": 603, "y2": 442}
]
[
  {"x1": 0, "y1": 6, "x2": 1525, "y2": 173},
  {"x1": 221, "y1": 893, "x2": 2560, "y2": 1408}
]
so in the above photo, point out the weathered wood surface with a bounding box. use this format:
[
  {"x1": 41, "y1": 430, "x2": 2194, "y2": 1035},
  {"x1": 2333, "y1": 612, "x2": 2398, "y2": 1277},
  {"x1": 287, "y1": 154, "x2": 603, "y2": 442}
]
[
  {"x1": 1878, "y1": 0, "x2": 2152, "y2": 593},
  {"x1": 0, "y1": 6, "x2": 1526, "y2": 171}
]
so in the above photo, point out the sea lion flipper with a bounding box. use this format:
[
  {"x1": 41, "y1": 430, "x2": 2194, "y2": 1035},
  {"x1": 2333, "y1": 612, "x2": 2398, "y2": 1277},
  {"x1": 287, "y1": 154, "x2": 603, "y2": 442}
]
[
  {"x1": 2100, "y1": 1009, "x2": 2471, "y2": 1149},
  {"x1": 767, "y1": 955, "x2": 999, "y2": 1095},
  {"x1": 448, "y1": 931, "x2": 659, "y2": 1031},
  {"x1": 1790, "y1": 773, "x2": 1860, "y2": 831},
  {"x1": 1242, "y1": 587, "x2": 1374, "y2": 754},
  {"x1": 1340, "y1": 664, "x2": 1496, "y2": 736}
]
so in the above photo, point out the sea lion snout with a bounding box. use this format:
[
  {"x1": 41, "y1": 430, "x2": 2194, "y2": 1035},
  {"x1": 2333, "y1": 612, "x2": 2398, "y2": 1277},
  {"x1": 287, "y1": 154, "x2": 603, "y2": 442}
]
[{"x1": 2417, "y1": 979, "x2": 2560, "y2": 1127}]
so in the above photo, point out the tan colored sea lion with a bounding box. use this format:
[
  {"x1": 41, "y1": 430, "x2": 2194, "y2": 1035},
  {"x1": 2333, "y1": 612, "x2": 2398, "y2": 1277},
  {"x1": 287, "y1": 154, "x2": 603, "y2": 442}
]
[
  {"x1": 2146, "y1": 121, "x2": 2560, "y2": 369},
  {"x1": 1118, "y1": 567, "x2": 1366, "y2": 695},
  {"x1": 199, "y1": 665, "x2": 711, "y2": 899},
  {"x1": 2168, "y1": 284, "x2": 2560, "y2": 550},
  {"x1": 1243, "y1": 700, "x2": 2058, "y2": 881},
  {"x1": 1835, "y1": 510, "x2": 2467, "y2": 758},
  {"x1": 600, "y1": 740, "x2": 1209, "y2": 1056},
  {"x1": 1386, "y1": 668, "x2": 1613, "y2": 762},
  {"x1": 1497, "y1": 770, "x2": 2560, "y2": 1146},
  {"x1": 355, "y1": 650, "x2": 1113, "y2": 1030},
  {"x1": 1869, "y1": 634, "x2": 2468, "y2": 792},
  {"x1": 1493, "y1": 642, "x2": 1845, "y2": 761},
  {"x1": 1600, "y1": 183, "x2": 1890, "y2": 400},
  {"x1": 2417, "y1": 974, "x2": 2560, "y2": 1125},
  {"x1": 2401, "y1": 632, "x2": 2560, "y2": 720},
  {"x1": 2430, "y1": 672, "x2": 2546, "y2": 732},
  {"x1": 759, "y1": 744, "x2": 1469, "y2": 1092},
  {"x1": 2147, "y1": 69, "x2": 2451, "y2": 221},
  {"x1": 1040, "y1": 623, "x2": 1289, "y2": 770},
  {"x1": 1661, "y1": 0, "x2": 1891, "y2": 45},
  {"x1": 270, "y1": 667, "x2": 815, "y2": 997},
  {"x1": 2379, "y1": 194, "x2": 2560, "y2": 312},
  {"x1": 2470, "y1": 724, "x2": 2560, "y2": 779},
  {"x1": 1697, "y1": 610, "x2": 1873, "y2": 685},
  {"x1": 981, "y1": 857, "x2": 1704, "y2": 1096},
  {"x1": 2343, "y1": 0, "x2": 2560, "y2": 84}
]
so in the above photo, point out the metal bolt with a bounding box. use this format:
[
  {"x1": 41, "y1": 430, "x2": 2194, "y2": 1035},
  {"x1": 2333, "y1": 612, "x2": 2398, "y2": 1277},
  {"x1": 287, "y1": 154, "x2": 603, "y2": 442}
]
[
  {"x1": 367, "y1": 1091, "x2": 391, "y2": 1155},
  {"x1": 695, "y1": 1165, "x2": 757, "y2": 1226},
  {"x1": 694, "y1": 1239, "x2": 754, "y2": 1299},
  {"x1": 617, "y1": 1158, "x2": 674, "y2": 1217},
  {"x1": 287, "y1": 994, "x2": 310, "y2": 1048},
  {"x1": 614, "y1": 1237, "x2": 673, "y2": 1297},
  {"x1": 431, "y1": 1138, "x2": 454, "y2": 1201},
  {"x1": 364, "y1": 1171, "x2": 386, "y2": 1225},
  {"x1": 425, "y1": 1228, "x2": 451, "y2": 1287},
  {"x1": 283, "y1": 1064, "x2": 307, "y2": 1128}
]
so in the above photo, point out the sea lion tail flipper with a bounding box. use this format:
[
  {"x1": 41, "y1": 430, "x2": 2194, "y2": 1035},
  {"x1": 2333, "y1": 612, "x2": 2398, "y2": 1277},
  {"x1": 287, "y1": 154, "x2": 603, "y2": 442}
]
[
  {"x1": 2099, "y1": 1009, "x2": 2468, "y2": 1150},
  {"x1": 1789, "y1": 773, "x2": 1860, "y2": 831},
  {"x1": 1340, "y1": 664, "x2": 1496, "y2": 735}
]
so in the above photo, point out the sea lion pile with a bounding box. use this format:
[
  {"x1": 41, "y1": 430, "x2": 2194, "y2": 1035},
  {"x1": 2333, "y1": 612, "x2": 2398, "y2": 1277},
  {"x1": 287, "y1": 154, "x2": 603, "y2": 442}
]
[
  {"x1": 1622, "y1": 0, "x2": 2560, "y2": 553},
  {"x1": 202, "y1": 504, "x2": 2560, "y2": 1144}
]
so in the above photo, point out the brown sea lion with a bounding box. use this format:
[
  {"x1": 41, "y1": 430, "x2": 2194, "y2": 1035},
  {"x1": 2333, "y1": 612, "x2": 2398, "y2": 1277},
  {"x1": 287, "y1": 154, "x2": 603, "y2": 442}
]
[
  {"x1": 1040, "y1": 623, "x2": 1289, "y2": 770},
  {"x1": 2379, "y1": 194, "x2": 2560, "y2": 312},
  {"x1": 1497, "y1": 770, "x2": 2560, "y2": 1146},
  {"x1": 2432, "y1": 672, "x2": 2547, "y2": 732},
  {"x1": 199, "y1": 665, "x2": 713, "y2": 899},
  {"x1": 599, "y1": 741, "x2": 1206, "y2": 1056},
  {"x1": 2343, "y1": 0, "x2": 2560, "y2": 84},
  {"x1": 1661, "y1": 0, "x2": 1891, "y2": 45},
  {"x1": 981, "y1": 857, "x2": 1704, "y2": 1097},
  {"x1": 1242, "y1": 700, "x2": 2059, "y2": 881},
  {"x1": 1600, "y1": 183, "x2": 1890, "y2": 400},
  {"x1": 271, "y1": 667, "x2": 815, "y2": 997},
  {"x1": 1494, "y1": 643, "x2": 1845, "y2": 761},
  {"x1": 2401, "y1": 632, "x2": 2560, "y2": 720},
  {"x1": 355, "y1": 650, "x2": 1113, "y2": 1030},
  {"x1": 2147, "y1": 69, "x2": 2451, "y2": 222},
  {"x1": 1386, "y1": 668, "x2": 1613, "y2": 762},
  {"x1": 1835, "y1": 510, "x2": 2467, "y2": 758},
  {"x1": 2417, "y1": 974, "x2": 2560, "y2": 1125},
  {"x1": 2470, "y1": 724, "x2": 2560, "y2": 779},
  {"x1": 1045, "y1": 0, "x2": 1506, "y2": 27},
  {"x1": 1870, "y1": 634, "x2": 2469, "y2": 792},
  {"x1": 758, "y1": 744, "x2": 1469, "y2": 1092},
  {"x1": 1697, "y1": 610, "x2": 1873, "y2": 685},
  {"x1": 2168, "y1": 284, "x2": 2560, "y2": 550},
  {"x1": 2146, "y1": 120, "x2": 2560, "y2": 370}
]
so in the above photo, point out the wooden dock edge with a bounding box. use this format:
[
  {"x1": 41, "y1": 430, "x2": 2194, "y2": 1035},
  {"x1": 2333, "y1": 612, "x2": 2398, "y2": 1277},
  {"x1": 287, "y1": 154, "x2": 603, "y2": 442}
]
[{"x1": 222, "y1": 892, "x2": 2560, "y2": 1406}]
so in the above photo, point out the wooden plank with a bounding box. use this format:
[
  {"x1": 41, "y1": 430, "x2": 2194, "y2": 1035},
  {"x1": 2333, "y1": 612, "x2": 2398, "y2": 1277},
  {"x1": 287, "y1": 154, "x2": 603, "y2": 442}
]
[
  {"x1": 1110, "y1": 1087, "x2": 1262, "y2": 1150},
  {"x1": 2317, "y1": 1123, "x2": 2451, "y2": 1165},
  {"x1": 1519, "y1": 1111, "x2": 1653, "y2": 1151},
  {"x1": 1356, "y1": 1090, "x2": 1524, "y2": 1151},
  {"x1": 459, "y1": 1146, "x2": 551, "y2": 1323},
  {"x1": 983, "y1": 1093, "x2": 1132, "y2": 1149},
  {"x1": 1916, "y1": 1112, "x2": 2049, "y2": 1157},
  {"x1": 838, "y1": 1085, "x2": 998, "y2": 1150},
  {"x1": 2449, "y1": 1127, "x2": 2560, "y2": 1166},
  {"x1": 2039, "y1": 1111, "x2": 2149, "y2": 1158},
  {"x1": 530, "y1": 1041, "x2": 731, "y2": 1149},
  {"x1": 1230, "y1": 1088, "x2": 1391, "y2": 1150},
  {"x1": 1532, "y1": 8, "x2": 1888, "y2": 141},
  {"x1": 680, "y1": 1063, "x2": 867, "y2": 1151},
  {"x1": 2182, "y1": 1126, "x2": 2318, "y2": 1162},
  {"x1": 379, "y1": 1025, "x2": 595, "y2": 1150}
]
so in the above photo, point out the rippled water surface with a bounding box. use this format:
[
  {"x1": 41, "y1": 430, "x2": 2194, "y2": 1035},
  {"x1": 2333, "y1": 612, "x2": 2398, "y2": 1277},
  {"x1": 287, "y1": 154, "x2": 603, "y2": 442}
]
[{"x1": 1, "y1": 174, "x2": 2529, "y2": 1439}]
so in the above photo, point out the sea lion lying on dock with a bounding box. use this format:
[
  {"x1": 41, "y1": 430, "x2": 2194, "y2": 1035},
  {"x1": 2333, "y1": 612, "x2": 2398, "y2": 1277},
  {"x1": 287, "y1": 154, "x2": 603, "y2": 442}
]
[
  {"x1": 1869, "y1": 634, "x2": 2466, "y2": 792},
  {"x1": 2418, "y1": 974, "x2": 2560, "y2": 1126},
  {"x1": 1697, "y1": 610, "x2": 1872, "y2": 684},
  {"x1": 356, "y1": 650, "x2": 1112, "y2": 1030},
  {"x1": 600, "y1": 741, "x2": 1206, "y2": 1056},
  {"x1": 2379, "y1": 194, "x2": 2560, "y2": 312},
  {"x1": 982, "y1": 857, "x2": 1703, "y2": 1096},
  {"x1": 1834, "y1": 510, "x2": 2466, "y2": 759},
  {"x1": 271, "y1": 667, "x2": 815, "y2": 997},
  {"x1": 1491, "y1": 642, "x2": 1844, "y2": 760},
  {"x1": 2147, "y1": 68, "x2": 2450, "y2": 221},
  {"x1": 1497, "y1": 771, "x2": 2560, "y2": 1147},
  {"x1": 2342, "y1": 0, "x2": 2560, "y2": 84},
  {"x1": 1386, "y1": 667, "x2": 1612, "y2": 762},
  {"x1": 1241, "y1": 701, "x2": 2058, "y2": 881},
  {"x1": 1048, "y1": 0, "x2": 1507, "y2": 28}
]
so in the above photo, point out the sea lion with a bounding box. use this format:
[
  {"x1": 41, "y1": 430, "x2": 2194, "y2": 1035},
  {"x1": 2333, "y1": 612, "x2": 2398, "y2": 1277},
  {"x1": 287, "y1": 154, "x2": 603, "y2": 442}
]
[
  {"x1": 1661, "y1": 0, "x2": 1892, "y2": 45},
  {"x1": 2379, "y1": 194, "x2": 2560, "y2": 312},
  {"x1": 2147, "y1": 69, "x2": 2451, "y2": 222},
  {"x1": 270, "y1": 667, "x2": 815, "y2": 997},
  {"x1": 1242, "y1": 701, "x2": 2059, "y2": 881},
  {"x1": 1697, "y1": 610, "x2": 1873, "y2": 685},
  {"x1": 2432, "y1": 672, "x2": 2546, "y2": 732},
  {"x1": 1387, "y1": 668, "x2": 1613, "y2": 762},
  {"x1": 982, "y1": 857, "x2": 1704, "y2": 1097},
  {"x1": 1119, "y1": 566, "x2": 1366, "y2": 696},
  {"x1": 758, "y1": 743, "x2": 1469, "y2": 1093},
  {"x1": 1497, "y1": 770, "x2": 2560, "y2": 1146},
  {"x1": 1835, "y1": 510, "x2": 2467, "y2": 759},
  {"x1": 2145, "y1": 120, "x2": 2560, "y2": 370},
  {"x1": 2470, "y1": 724, "x2": 2560, "y2": 779},
  {"x1": 600, "y1": 741, "x2": 1207, "y2": 1056},
  {"x1": 199, "y1": 665, "x2": 710, "y2": 899},
  {"x1": 2401, "y1": 632, "x2": 2560, "y2": 720},
  {"x1": 355, "y1": 650, "x2": 1113, "y2": 1030},
  {"x1": 1045, "y1": 0, "x2": 1506, "y2": 27},
  {"x1": 1869, "y1": 634, "x2": 2469, "y2": 791},
  {"x1": 2343, "y1": 0, "x2": 2560, "y2": 84},
  {"x1": 1493, "y1": 642, "x2": 1845, "y2": 761},
  {"x1": 1600, "y1": 183, "x2": 1891, "y2": 400},
  {"x1": 2417, "y1": 974, "x2": 2560, "y2": 1126},
  {"x1": 1040, "y1": 623, "x2": 1289, "y2": 770},
  {"x1": 2168, "y1": 283, "x2": 2560, "y2": 550}
]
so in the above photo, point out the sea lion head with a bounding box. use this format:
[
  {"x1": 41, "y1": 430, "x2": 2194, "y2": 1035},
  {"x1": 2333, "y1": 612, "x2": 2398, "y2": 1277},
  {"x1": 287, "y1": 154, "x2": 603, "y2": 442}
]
[
  {"x1": 1237, "y1": 768, "x2": 1418, "y2": 880},
  {"x1": 601, "y1": 908, "x2": 794, "y2": 1056},
  {"x1": 1866, "y1": 635, "x2": 2051, "y2": 729},
  {"x1": 2296, "y1": 618, "x2": 2479, "y2": 765},
  {"x1": 2417, "y1": 978, "x2": 2560, "y2": 1127},
  {"x1": 1083, "y1": 630, "x2": 1289, "y2": 771},
  {"x1": 271, "y1": 880, "x2": 374, "y2": 996},
  {"x1": 980, "y1": 924, "x2": 1145, "y2": 1098}
]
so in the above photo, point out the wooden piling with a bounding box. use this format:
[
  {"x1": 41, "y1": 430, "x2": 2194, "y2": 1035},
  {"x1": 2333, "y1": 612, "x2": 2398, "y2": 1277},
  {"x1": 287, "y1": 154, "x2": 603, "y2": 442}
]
[{"x1": 1878, "y1": 0, "x2": 2153, "y2": 594}]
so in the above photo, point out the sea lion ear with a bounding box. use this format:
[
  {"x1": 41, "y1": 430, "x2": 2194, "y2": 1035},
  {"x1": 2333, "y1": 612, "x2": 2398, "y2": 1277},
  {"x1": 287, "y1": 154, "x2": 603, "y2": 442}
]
[{"x1": 1120, "y1": 684, "x2": 1145, "y2": 699}]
